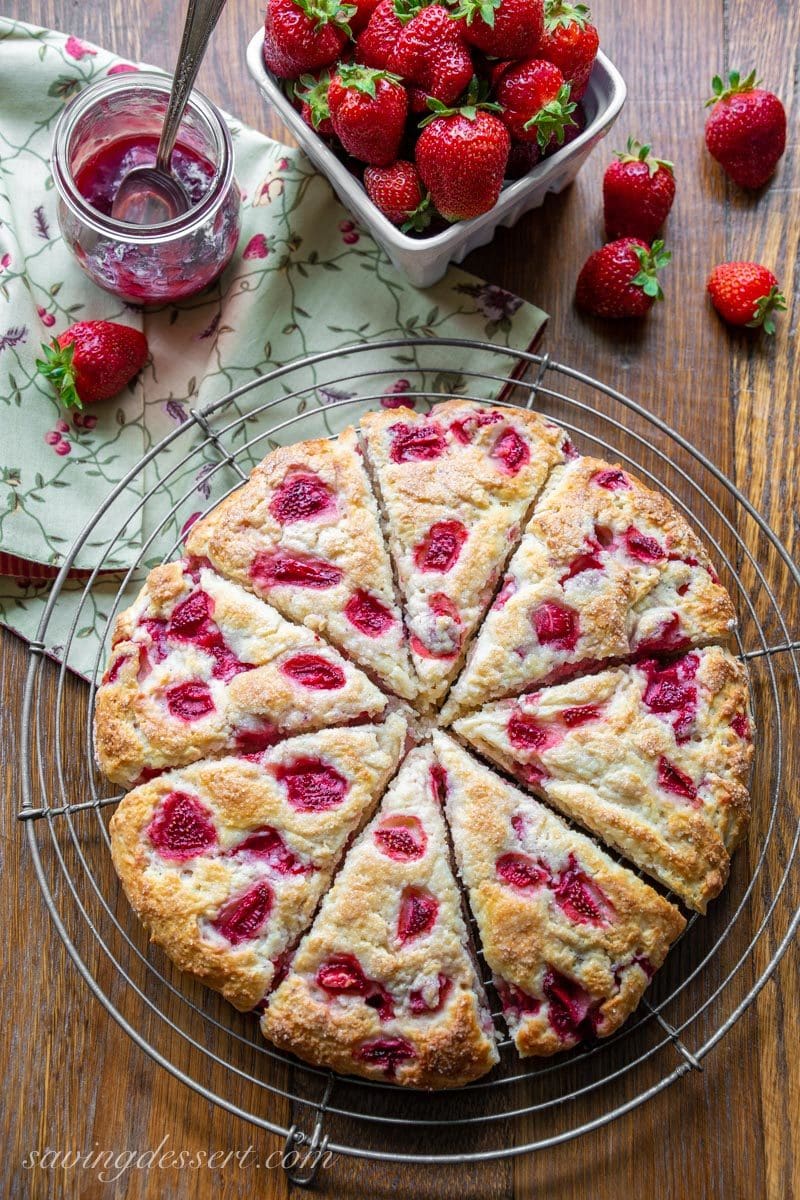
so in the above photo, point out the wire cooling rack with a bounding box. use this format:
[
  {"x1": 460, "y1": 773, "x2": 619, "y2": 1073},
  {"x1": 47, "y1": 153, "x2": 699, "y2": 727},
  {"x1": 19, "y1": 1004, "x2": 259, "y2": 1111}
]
[{"x1": 19, "y1": 338, "x2": 800, "y2": 1184}]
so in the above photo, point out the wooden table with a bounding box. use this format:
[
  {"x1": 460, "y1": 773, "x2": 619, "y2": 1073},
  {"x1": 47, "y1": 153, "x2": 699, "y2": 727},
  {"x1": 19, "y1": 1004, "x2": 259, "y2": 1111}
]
[{"x1": 3, "y1": 1, "x2": 798, "y2": 1196}]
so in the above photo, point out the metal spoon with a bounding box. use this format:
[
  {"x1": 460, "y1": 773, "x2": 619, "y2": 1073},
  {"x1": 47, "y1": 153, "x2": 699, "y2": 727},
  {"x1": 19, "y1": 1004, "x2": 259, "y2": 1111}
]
[{"x1": 111, "y1": 0, "x2": 228, "y2": 226}]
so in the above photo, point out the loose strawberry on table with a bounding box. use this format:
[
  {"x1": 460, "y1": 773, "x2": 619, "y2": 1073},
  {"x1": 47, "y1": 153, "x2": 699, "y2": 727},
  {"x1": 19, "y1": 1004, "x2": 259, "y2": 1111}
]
[
  {"x1": 704, "y1": 70, "x2": 787, "y2": 189},
  {"x1": 575, "y1": 238, "x2": 671, "y2": 319},
  {"x1": 416, "y1": 91, "x2": 511, "y2": 222},
  {"x1": 603, "y1": 137, "x2": 675, "y2": 241},
  {"x1": 263, "y1": 0, "x2": 355, "y2": 79},
  {"x1": 495, "y1": 58, "x2": 576, "y2": 147},
  {"x1": 36, "y1": 320, "x2": 148, "y2": 409},
  {"x1": 364, "y1": 161, "x2": 432, "y2": 229},
  {"x1": 327, "y1": 64, "x2": 408, "y2": 164},
  {"x1": 453, "y1": 0, "x2": 544, "y2": 61},
  {"x1": 537, "y1": 0, "x2": 599, "y2": 102},
  {"x1": 707, "y1": 261, "x2": 786, "y2": 334}
]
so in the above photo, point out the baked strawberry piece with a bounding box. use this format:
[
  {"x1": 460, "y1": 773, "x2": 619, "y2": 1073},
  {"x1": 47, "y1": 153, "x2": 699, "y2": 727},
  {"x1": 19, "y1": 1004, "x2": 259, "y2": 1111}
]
[
  {"x1": 435, "y1": 733, "x2": 684, "y2": 1054},
  {"x1": 109, "y1": 716, "x2": 406, "y2": 1011},
  {"x1": 452, "y1": 645, "x2": 753, "y2": 911},
  {"x1": 185, "y1": 428, "x2": 418, "y2": 701},
  {"x1": 360, "y1": 401, "x2": 571, "y2": 707},
  {"x1": 262, "y1": 746, "x2": 499, "y2": 1086},
  {"x1": 441, "y1": 455, "x2": 736, "y2": 722},
  {"x1": 94, "y1": 560, "x2": 387, "y2": 786}
]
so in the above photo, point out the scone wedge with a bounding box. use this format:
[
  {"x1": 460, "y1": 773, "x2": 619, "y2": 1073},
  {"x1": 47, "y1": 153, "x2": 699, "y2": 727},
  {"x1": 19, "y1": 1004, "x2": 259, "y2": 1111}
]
[
  {"x1": 441, "y1": 456, "x2": 736, "y2": 722},
  {"x1": 360, "y1": 402, "x2": 571, "y2": 708},
  {"x1": 262, "y1": 746, "x2": 499, "y2": 1087},
  {"x1": 434, "y1": 733, "x2": 686, "y2": 1056},
  {"x1": 186, "y1": 428, "x2": 418, "y2": 700},
  {"x1": 452, "y1": 646, "x2": 753, "y2": 911},
  {"x1": 95, "y1": 560, "x2": 388, "y2": 786},
  {"x1": 109, "y1": 716, "x2": 406, "y2": 1011}
]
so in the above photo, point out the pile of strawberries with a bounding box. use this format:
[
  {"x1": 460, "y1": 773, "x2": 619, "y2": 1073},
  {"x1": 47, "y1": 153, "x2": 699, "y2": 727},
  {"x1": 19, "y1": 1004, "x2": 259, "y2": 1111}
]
[{"x1": 262, "y1": 0, "x2": 601, "y2": 228}]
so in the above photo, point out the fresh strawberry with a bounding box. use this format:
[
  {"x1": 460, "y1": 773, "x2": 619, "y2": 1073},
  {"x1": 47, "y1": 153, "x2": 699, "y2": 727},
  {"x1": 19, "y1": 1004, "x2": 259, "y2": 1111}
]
[
  {"x1": 537, "y1": 0, "x2": 599, "y2": 102},
  {"x1": 603, "y1": 137, "x2": 676, "y2": 241},
  {"x1": 505, "y1": 139, "x2": 542, "y2": 178},
  {"x1": 351, "y1": 0, "x2": 382, "y2": 32},
  {"x1": 295, "y1": 72, "x2": 334, "y2": 133},
  {"x1": 707, "y1": 261, "x2": 786, "y2": 334},
  {"x1": 328, "y1": 65, "x2": 409, "y2": 164},
  {"x1": 263, "y1": 0, "x2": 355, "y2": 79},
  {"x1": 453, "y1": 0, "x2": 543, "y2": 61},
  {"x1": 416, "y1": 91, "x2": 510, "y2": 221},
  {"x1": 704, "y1": 70, "x2": 786, "y2": 189},
  {"x1": 575, "y1": 238, "x2": 671, "y2": 319},
  {"x1": 364, "y1": 160, "x2": 432, "y2": 229},
  {"x1": 36, "y1": 321, "x2": 148, "y2": 409},
  {"x1": 388, "y1": 5, "x2": 474, "y2": 112},
  {"x1": 495, "y1": 58, "x2": 575, "y2": 147},
  {"x1": 355, "y1": 0, "x2": 407, "y2": 68}
]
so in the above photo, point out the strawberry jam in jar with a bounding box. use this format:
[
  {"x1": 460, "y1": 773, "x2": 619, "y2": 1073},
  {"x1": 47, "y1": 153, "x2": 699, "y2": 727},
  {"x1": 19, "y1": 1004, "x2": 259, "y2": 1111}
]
[{"x1": 52, "y1": 73, "x2": 241, "y2": 304}]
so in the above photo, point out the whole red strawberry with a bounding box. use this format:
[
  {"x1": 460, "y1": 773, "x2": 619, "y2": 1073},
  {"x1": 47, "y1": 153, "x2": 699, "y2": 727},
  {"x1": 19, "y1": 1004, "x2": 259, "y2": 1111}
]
[
  {"x1": 388, "y1": 5, "x2": 474, "y2": 112},
  {"x1": 454, "y1": 0, "x2": 543, "y2": 61},
  {"x1": 364, "y1": 161, "x2": 432, "y2": 229},
  {"x1": 328, "y1": 65, "x2": 409, "y2": 164},
  {"x1": 495, "y1": 58, "x2": 576, "y2": 147},
  {"x1": 351, "y1": 0, "x2": 382, "y2": 32},
  {"x1": 36, "y1": 321, "x2": 149, "y2": 409},
  {"x1": 355, "y1": 0, "x2": 406, "y2": 68},
  {"x1": 707, "y1": 261, "x2": 786, "y2": 334},
  {"x1": 295, "y1": 72, "x2": 334, "y2": 133},
  {"x1": 704, "y1": 70, "x2": 786, "y2": 189},
  {"x1": 603, "y1": 137, "x2": 676, "y2": 240},
  {"x1": 575, "y1": 238, "x2": 671, "y2": 318},
  {"x1": 416, "y1": 93, "x2": 510, "y2": 221},
  {"x1": 537, "y1": 0, "x2": 599, "y2": 102},
  {"x1": 263, "y1": 0, "x2": 355, "y2": 79}
]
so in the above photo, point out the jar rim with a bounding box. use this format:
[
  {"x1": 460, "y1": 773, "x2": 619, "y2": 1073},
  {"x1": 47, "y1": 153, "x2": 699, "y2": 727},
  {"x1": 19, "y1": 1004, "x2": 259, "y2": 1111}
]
[{"x1": 51, "y1": 70, "x2": 236, "y2": 243}]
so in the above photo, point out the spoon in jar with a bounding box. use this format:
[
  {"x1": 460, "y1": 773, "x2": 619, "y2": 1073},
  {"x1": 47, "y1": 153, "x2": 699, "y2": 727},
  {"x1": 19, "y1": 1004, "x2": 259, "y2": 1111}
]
[{"x1": 111, "y1": 0, "x2": 228, "y2": 225}]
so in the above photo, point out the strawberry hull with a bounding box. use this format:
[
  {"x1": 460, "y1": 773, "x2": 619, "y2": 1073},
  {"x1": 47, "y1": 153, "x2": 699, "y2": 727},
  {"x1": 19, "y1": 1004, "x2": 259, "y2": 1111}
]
[{"x1": 247, "y1": 31, "x2": 626, "y2": 287}]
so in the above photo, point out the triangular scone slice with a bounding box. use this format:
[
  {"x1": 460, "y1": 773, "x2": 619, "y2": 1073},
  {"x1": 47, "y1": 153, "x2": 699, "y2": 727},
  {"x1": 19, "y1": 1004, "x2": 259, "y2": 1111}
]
[
  {"x1": 440, "y1": 456, "x2": 736, "y2": 721},
  {"x1": 433, "y1": 734, "x2": 685, "y2": 1057},
  {"x1": 360, "y1": 402, "x2": 571, "y2": 707},
  {"x1": 185, "y1": 428, "x2": 418, "y2": 700},
  {"x1": 109, "y1": 716, "x2": 406, "y2": 1012},
  {"x1": 452, "y1": 646, "x2": 753, "y2": 912},
  {"x1": 262, "y1": 746, "x2": 499, "y2": 1088},
  {"x1": 95, "y1": 560, "x2": 388, "y2": 786}
]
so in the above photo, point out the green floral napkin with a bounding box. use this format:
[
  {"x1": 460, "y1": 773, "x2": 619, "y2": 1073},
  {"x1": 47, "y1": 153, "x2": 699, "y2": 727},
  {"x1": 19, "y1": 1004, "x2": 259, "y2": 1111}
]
[{"x1": 0, "y1": 18, "x2": 548, "y2": 678}]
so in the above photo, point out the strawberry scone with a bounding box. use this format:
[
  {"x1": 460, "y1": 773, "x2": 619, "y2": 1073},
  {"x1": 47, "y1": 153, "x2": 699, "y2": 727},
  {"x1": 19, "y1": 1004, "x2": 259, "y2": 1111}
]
[
  {"x1": 434, "y1": 734, "x2": 685, "y2": 1055},
  {"x1": 109, "y1": 716, "x2": 406, "y2": 1012},
  {"x1": 262, "y1": 746, "x2": 499, "y2": 1087},
  {"x1": 360, "y1": 402, "x2": 571, "y2": 707},
  {"x1": 452, "y1": 646, "x2": 753, "y2": 911},
  {"x1": 441, "y1": 456, "x2": 736, "y2": 722},
  {"x1": 186, "y1": 428, "x2": 418, "y2": 700},
  {"x1": 95, "y1": 560, "x2": 388, "y2": 786}
]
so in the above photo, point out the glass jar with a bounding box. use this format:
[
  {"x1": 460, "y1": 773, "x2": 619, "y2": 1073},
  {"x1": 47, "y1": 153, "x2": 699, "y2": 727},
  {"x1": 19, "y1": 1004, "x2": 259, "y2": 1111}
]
[{"x1": 52, "y1": 71, "x2": 241, "y2": 305}]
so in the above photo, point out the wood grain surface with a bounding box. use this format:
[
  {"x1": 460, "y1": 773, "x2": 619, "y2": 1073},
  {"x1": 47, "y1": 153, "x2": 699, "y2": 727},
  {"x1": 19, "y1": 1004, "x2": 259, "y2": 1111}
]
[{"x1": 2, "y1": 1, "x2": 798, "y2": 1197}]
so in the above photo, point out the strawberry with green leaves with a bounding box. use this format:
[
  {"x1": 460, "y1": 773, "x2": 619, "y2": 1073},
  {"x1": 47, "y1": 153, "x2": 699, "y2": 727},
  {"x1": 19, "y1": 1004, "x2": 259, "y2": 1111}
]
[
  {"x1": 603, "y1": 137, "x2": 676, "y2": 241},
  {"x1": 537, "y1": 0, "x2": 599, "y2": 102},
  {"x1": 328, "y1": 64, "x2": 409, "y2": 164},
  {"x1": 263, "y1": 0, "x2": 356, "y2": 79},
  {"x1": 707, "y1": 262, "x2": 786, "y2": 334},
  {"x1": 495, "y1": 58, "x2": 576, "y2": 148},
  {"x1": 37, "y1": 321, "x2": 149, "y2": 410},
  {"x1": 416, "y1": 88, "x2": 510, "y2": 221},
  {"x1": 355, "y1": 0, "x2": 407, "y2": 68},
  {"x1": 453, "y1": 0, "x2": 543, "y2": 61},
  {"x1": 388, "y1": 4, "x2": 474, "y2": 112},
  {"x1": 364, "y1": 161, "x2": 433, "y2": 229},
  {"x1": 575, "y1": 238, "x2": 671, "y2": 319},
  {"x1": 295, "y1": 72, "x2": 334, "y2": 134},
  {"x1": 704, "y1": 70, "x2": 786, "y2": 190}
]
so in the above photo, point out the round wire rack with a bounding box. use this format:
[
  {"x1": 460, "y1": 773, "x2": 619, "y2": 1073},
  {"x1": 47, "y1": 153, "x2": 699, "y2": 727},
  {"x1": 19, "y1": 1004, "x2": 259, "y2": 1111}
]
[{"x1": 19, "y1": 338, "x2": 800, "y2": 1182}]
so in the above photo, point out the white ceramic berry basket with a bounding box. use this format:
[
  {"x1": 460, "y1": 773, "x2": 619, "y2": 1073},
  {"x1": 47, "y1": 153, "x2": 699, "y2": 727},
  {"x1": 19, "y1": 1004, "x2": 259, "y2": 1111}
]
[{"x1": 245, "y1": 29, "x2": 626, "y2": 288}]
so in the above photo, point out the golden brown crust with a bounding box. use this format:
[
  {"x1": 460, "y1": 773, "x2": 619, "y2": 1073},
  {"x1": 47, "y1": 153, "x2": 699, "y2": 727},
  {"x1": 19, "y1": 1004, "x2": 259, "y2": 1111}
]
[
  {"x1": 94, "y1": 561, "x2": 387, "y2": 785},
  {"x1": 185, "y1": 428, "x2": 418, "y2": 699},
  {"x1": 360, "y1": 402, "x2": 570, "y2": 707},
  {"x1": 435, "y1": 733, "x2": 685, "y2": 1056},
  {"x1": 262, "y1": 747, "x2": 499, "y2": 1087},
  {"x1": 441, "y1": 456, "x2": 737, "y2": 722},
  {"x1": 109, "y1": 717, "x2": 406, "y2": 1011},
  {"x1": 452, "y1": 645, "x2": 753, "y2": 912}
]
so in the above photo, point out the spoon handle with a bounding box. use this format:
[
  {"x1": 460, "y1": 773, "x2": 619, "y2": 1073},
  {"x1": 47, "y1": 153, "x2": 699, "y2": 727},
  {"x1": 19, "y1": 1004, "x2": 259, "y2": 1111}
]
[{"x1": 156, "y1": 0, "x2": 229, "y2": 175}]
